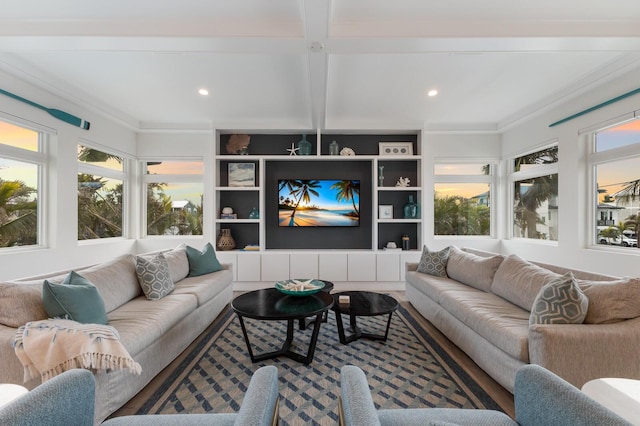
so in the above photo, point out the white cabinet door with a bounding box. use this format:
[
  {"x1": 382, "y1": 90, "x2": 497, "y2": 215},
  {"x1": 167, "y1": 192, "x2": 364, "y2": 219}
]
[
  {"x1": 236, "y1": 253, "x2": 261, "y2": 282},
  {"x1": 376, "y1": 253, "x2": 400, "y2": 281},
  {"x1": 216, "y1": 252, "x2": 237, "y2": 281},
  {"x1": 400, "y1": 251, "x2": 423, "y2": 281},
  {"x1": 347, "y1": 253, "x2": 376, "y2": 281},
  {"x1": 261, "y1": 253, "x2": 290, "y2": 282},
  {"x1": 318, "y1": 253, "x2": 348, "y2": 281},
  {"x1": 290, "y1": 253, "x2": 318, "y2": 279}
]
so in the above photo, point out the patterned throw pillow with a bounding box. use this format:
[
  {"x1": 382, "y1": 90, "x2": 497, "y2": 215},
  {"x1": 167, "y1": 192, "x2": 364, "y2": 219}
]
[
  {"x1": 529, "y1": 272, "x2": 589, "y2": 325},
  {"x1": 135, "y1": 253, "x2": 174, "y2": 300},
  {"x1": 416, "y1": 245, "x2": 450, "y2": 277}
]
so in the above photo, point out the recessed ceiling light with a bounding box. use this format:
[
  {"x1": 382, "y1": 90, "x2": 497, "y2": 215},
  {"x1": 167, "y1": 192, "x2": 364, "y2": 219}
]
[
  {"x1": 427, "y1": 89, "x2": 438, "y2": 97},
  {"x1": 198, "y1": 88, "x2": 209, "y2": 96}
]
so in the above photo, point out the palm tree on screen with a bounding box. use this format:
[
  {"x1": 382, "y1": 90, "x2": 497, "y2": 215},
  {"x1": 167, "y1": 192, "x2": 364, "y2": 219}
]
[
  {"x1": 330, "y1": 180, "x2": 360, "y2": 216},
  {"x1": 284, "y1": 180, "x2": 321, "y2": 226}
]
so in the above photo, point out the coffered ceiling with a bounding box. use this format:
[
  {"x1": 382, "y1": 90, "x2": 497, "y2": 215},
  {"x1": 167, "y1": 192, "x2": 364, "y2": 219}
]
[{"x1": 0, "y1": 0, "x2": 639, "y2": 132}]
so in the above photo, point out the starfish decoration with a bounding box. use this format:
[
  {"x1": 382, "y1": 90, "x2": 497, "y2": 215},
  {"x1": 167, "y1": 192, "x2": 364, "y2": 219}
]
[{"x1": 287, "y1": 142, "x2": 299, "y2": 156}]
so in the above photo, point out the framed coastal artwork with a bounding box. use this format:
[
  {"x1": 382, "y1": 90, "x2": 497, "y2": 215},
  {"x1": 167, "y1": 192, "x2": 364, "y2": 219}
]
[
  {"x1": 378, "y1": 205, "x2": 393, "y2": 219},
  {"x1": 228, "y1": 163, "x2": 255, "y2": 187}
]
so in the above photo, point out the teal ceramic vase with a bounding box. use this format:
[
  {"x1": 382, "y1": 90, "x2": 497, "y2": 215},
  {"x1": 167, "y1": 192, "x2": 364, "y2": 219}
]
[
  {"x1": 298, "y1": 134, "x2": 312, "y2": 155},
  {"x1": 403, "y1": 195, "x2": 418, "y2": 219}
]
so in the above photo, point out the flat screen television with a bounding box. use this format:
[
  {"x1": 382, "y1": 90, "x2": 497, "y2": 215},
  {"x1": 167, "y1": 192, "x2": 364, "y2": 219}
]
[{"x1": 278, "y1": 179, "x2": 360, "y2": 227}]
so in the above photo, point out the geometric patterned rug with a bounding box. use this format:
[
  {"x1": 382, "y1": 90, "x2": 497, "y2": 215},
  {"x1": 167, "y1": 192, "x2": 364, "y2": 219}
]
[{"x1": 137, "y1": 303, "x2": 504, "y2": 425}]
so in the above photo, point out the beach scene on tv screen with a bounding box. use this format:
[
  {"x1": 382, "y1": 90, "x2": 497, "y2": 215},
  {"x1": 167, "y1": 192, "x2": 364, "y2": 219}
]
[{"x1": 278, "y1": 179, "x2": 360, "y2": 227}]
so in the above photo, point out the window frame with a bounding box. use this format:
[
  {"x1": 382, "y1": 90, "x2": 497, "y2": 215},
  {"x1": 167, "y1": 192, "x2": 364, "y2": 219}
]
[
  {"x1": 587, "y1": 112, "x2": 640, "y2": 251},
  {"x1": 0, "y1": 116, "x2": 49, "y2": 250},
  {"x1": 433, "y1": 158, "x2": 497, "y2": 238},
  {"x1": 507, "y1": 141, "x2": 559, "y2": 243},
  {"x1": 77, "y1": 141, "x2": 130, "y2": 242},
  {"x1": 141, "y1": 158, "x2": 204, "y2": 238}
]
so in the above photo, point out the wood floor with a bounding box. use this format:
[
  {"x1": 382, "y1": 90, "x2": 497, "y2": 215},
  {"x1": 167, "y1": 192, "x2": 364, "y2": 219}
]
[{"x1": 112, "y1": 290, "x2": 515, "y2": 420}]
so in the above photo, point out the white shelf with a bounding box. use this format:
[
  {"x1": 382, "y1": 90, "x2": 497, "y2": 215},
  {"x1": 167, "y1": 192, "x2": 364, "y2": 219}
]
[
  {"x1": 215, "y1": 186, "x2": 259, "y2": 191},
  {"x1": 377, "y1": 186, "x2": 422, "y2": 191},
  {"x1": 377, "y1": 219, "x2": 421, "y2": 223},
  {"x1": 216, "y1": 219, "x2": 260, "y2": 224}
]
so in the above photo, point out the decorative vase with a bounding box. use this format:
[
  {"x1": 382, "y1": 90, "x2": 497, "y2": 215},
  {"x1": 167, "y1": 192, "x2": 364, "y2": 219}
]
[
  {"x1": 217, "y1": 228, "x2": 236, "y2": 251},
  {"x1": 403, "y1": 195, "x2": 417, "y2": 219},
  {"x1": 329, "y1": 140, "x2": 339, "y2": 155},
  {"x1": 298, "y1": 134, "x2": 312, "y2": 155},
  {"x1": 249, "y1": 207, "x2": 259, "y2": 219},
  {"x1": 378, "y1": 165, "x2": 385, "y2": 187}
]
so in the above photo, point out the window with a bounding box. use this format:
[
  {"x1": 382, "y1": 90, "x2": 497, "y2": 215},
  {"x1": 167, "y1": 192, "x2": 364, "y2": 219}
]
[
  {"x1": 0, "y1": 119, "x2": 44, "y2": 248},
  {"x1": 591, "y1": 118, "x2": 640, "y2": 249},
  {"x1": 144, "y1": 160, "x2": 203, "y2": 236},
  {"x1": 434, "y1": 163, "x2": 493, "y2": 236},
  {"x1": 77, "y1": 145, "x2": 126, "y2": 240},
  {"x1": 510, "y1": 145, "x2": 558, "y2": 241}
]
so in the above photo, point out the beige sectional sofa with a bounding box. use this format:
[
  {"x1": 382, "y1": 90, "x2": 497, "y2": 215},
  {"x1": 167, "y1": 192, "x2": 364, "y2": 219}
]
[
  {"x1": 406, "y1": 246, "x2": 640, "y2": 393},
  {"x1": 0, "y1": 245, "x2": 233, "y2": 424}
]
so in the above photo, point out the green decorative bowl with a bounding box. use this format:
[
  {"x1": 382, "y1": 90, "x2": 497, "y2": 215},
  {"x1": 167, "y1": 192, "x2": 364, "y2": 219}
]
[{"x1": 275, "y1": 279, "x2": 325, "y2": 296}]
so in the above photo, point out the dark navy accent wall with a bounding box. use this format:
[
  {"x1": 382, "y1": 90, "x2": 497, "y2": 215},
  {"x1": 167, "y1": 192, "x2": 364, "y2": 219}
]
[{"x1": 265, "y1": 160, "x2": 372, "y2": 249}]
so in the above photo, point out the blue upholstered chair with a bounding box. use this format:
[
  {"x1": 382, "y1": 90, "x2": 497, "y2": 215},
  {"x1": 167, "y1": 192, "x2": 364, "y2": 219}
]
[
  {"x1": 0, "y1": 369, "x2": 96, "y2": 426},
  {"x1": 339, "y1": 364, "x2": 633, "y2": 426},
  {"x1": 0, "y1": 366, "x2": 279, "y2": 426}
]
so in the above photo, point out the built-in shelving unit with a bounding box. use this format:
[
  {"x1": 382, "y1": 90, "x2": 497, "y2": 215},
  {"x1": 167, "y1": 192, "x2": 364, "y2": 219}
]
[{"x1": 214, "y1": 131, "x2": 423, "y2": 286}]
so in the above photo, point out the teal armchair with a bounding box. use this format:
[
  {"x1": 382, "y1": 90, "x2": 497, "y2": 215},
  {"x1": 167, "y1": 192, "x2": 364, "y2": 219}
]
[
  {"x1": 339, "y1": 364, "x2": 632, "y2": 426},
  {"x1": 0, "y1": 366, "x2": 279, "y2": 426}
]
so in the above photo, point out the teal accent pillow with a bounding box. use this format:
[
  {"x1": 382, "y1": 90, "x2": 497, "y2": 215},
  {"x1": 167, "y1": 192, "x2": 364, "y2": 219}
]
[
  {"x1": 42, "y1": 271, "x2": 108, "y2": 324},
  {"x1": 186, "y1": 243, "x2": 223, "y2": 277}
]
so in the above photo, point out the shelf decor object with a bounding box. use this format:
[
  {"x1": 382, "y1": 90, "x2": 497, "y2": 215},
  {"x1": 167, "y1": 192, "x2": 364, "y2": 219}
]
[
  {"x1": 329, "y1": 140, "x2": 340, "y2": 155},
  {"x1": 340, "y1": 147, "x2": 355, "y2": 156},
  {"x1": 378, "y1": 165, "x2": 385, "y2": 187},
  {"x1": 379, "y1": 142, "x2": 413, "y2": 156},
  {"x1": 226, "y1": 134, "x2": 251, "y2": 154},
  {"x1": 379, "y1": 205, "x2": 393, "y2": 219},
  {"x1": 402, "y1": 234, "x2": 410, "y2": 250},
  {"x1": 249, "y1": 207, "x2": 259, "y2": 219},
  {"x1": 216, "y1": 228, "x2": 236, "y2": 251},
  {"x1": 228, "y1": 163, "x2": 255, "y2": 187},
  {"x1": 396, "y1": 177, "x2": 410, "y2": 187},
  {"x1": 298, "y1": 134, "x2": 312, "y2": 155},
  {"x1": 287, "y1": 142, "x2": 299, "y2": 155},
  {"x1": 403, "y1": 195, "x2": 418, "y2": 219}
]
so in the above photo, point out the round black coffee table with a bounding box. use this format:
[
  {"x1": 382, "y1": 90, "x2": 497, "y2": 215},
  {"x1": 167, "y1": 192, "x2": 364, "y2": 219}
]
[
  {"x1": 231, "y1": 288, "x2": 333, "y2": 364},
  {"x1": 331, "y1": 291, "x2": 398, "y2": 344}
]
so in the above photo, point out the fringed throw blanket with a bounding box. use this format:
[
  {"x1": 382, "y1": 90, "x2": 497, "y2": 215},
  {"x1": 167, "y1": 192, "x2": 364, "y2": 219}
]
[{"x1": 13, "y1": 319, "x2": 142, "y2": 382}]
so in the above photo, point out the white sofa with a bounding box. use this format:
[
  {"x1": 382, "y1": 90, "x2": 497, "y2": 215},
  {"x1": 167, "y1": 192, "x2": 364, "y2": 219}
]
[
  {"x1": 405, "y1": 246, "x2": 640, "y2": 392},
  {"x1": 0, "y1": 245, "x2": 233, "y2": 423}
]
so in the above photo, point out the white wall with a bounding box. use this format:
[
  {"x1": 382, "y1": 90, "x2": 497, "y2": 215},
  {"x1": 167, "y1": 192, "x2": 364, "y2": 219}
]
[
  {"x1": 501, "y1": 68, "x2": 640, "y2": 277},
  {"x1": 2, "y1": 66, "x2": 640, "y2": 281},
  {"x1": 0, "y1": 70, "x2": 137, "y2": 280}
]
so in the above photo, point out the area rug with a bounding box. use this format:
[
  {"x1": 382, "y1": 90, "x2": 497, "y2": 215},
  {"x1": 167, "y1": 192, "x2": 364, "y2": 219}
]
[{"x1": 137, "y1": 303, "x2": 504, "y2": 425}]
